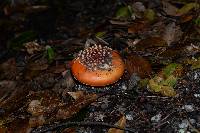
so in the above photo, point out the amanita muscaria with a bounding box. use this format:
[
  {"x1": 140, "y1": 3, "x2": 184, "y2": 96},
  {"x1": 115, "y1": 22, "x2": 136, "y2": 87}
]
[{"x1": 71, "y1": 44, "x2": 125, "y2": 86}]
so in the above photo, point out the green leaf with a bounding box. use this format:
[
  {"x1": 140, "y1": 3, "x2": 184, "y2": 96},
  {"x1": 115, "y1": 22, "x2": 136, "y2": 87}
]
[
  {"x1": 194, "y1": 18, "x2": 200, "y2": 26},
  {"x1": 176, "y1": 3, "x2": 199, "y2": 16},
  {"x1": 45, "y1": 45, "x2": 55, "y2": 63},
  {"x1": 163, "y1": 63, "x2": 178, "y2": 77},
  {"x1": 161, "y1": 75, "x2": 177, "y2": 87},
  {"x1": 8, "y1": 31, "x2": 37, "y2": 50},
  {"x1": 144, "y1": 9, "x2": 156, "y2": 22},
  {"x1": 95, "y1": 31, "x2": 106, "y2": 38},
  {"x1": 147, "y1": 63, "x2": 182, "y2": 97},
  {"x1": 116, "y1": 6, "x2": 131, "y2": 19}
]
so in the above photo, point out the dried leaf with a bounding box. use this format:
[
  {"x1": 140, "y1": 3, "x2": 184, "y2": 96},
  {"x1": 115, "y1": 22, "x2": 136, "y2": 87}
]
[
  {"x1": 158, "y1": 47, "x2": 184, "y2": 58},
  {"x1": 24, "y1": 41, "x2": 42, "y2": 54},
  {"x1": 5, "y1": 118, "x2": 31, "y2": 133},
  {"x1": 25, "y1": 59, "x2": 48, "y2": 80},
  {"x1": 109, "y1": 20, "x2": 131, "y2": 25},
  {"x1": 162, "y1": 1, "x2": 178, "y2": 16},
  {"x1": 24, "y1": 5, "x2": 49, "y2": 14},
  {"x1": 135, "y1": 36, "x2": 167, "y2": 51},
  {"x1": 53, "y1": 70, "x2": 75, "y2": 93},
  {"x1": 162, "y1": 22, "x2": 183, "y2": 45},
  {"x1": 0, "y1": 80, "x2": 17, "y2": 101},
  {"x1": 4, "y1": 4, "x2": 48, "y2": 15},
  {"x1": 0, "y1": 86, "x2": 29, "y2": 117},
  {"x1": 176, "y1": 3, "x2": 199, "y2": 16},
  {"x1": 27, "y1": 59, "x2": 48, "y2": 70},
  {"x1": 0, "y1": 126, "x2": 7, "y2": 133},
  {"x1": 132, "y1": 2, "x2": 146, "y2": 12},
  {"x1": 128, "y1": 20, "x2": 149, "y2": 34},
  {"x1": 67, "y1": 91, "x2": 85, "y2": 100},
  {"x1": 62, "y1": 128, "x2": 76, "y2": 133},
  {"x1": 56, "y1": 93, "x2": 98, "y2": 120},
  {"x1": 0, "y1": 58, "x2": 17, "y2": 80},
  {"x1": 48, "y1": 64, "x2": 66, "y2": 74},
  {"x1": 180, "y1": 14, "x2": 194, "y2": 23},
  {"x1": 108, "y1": 115, "x2": 126, "y2": 133},
  {"x1": 29, "y1": 115, "x2": 45, "y2": 128},
  {"x1": 27, "y1": 100, "x2": 44, "y2": 116},
  {"x1": 125, "y1": 55, "x2": 152, "y2": 78}
]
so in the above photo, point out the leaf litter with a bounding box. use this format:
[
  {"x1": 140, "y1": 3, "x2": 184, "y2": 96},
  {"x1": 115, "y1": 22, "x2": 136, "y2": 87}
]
[{"x1": 0, "y1": 0, "x2": 200, "y2": 133}]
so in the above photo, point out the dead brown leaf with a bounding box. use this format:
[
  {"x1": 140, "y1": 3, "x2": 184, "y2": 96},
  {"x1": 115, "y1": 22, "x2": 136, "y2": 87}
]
[
  {"x1": 158, "y1": 47, "x2": 184, "y2": 58},
  {"x1": 67, "y1": 91, "x2": 85, "y2": 100},
  {"x1": 62, "y1": 128, "x2": 76, "y2": 133},
  {"x1": 24, "y1": 41, "x2": 43, "y2": 54},
  {"x1": 135, "y1": 36, "x2": 167, "y2": 51},
  {"x1": 0, "y1": 58, "x2": 17, "y2": 80},
  {"x1": 24, "y1": 59, "x2": 48, "y2": 80},
  {"x1": 0, "y1": 85, "x2": 29, "y2": 117},
  {"x1": 109, "y1": 20, "x2": 131, "y2": 25},
  {"x1": 56, "y1": 93, "x2": 98, "y2": 120},
  {"x1": 29, "y1": 115, "x2": 45, "y2": 128},
  {"x1": 0, "y1": 127, "x2": 7, "y2": 133},
  {"x1": 125, "y1": 55, "x2": 152, "y2": 78},
  {"x1": 26, "y1": 59, "x2": 48, "y2": 71},
  {"x1": 0, "y1": 80, "x2": 16, "y2": 99},
  {"x1": 161, "y1": 1, "x2": 178, "y2": 16},
  {"x1": 4, "y1": 4, "x2": 48, "y2": 16},
  {"x1": 108, "y1": 115, "x2": 126, "y2": 133},
  {"x1": 180, "y1": 14, "x2": 194, "y2": 23},
  {"x1": 162, "y1": 22, "x2": 183, "y2": 45},
  {"x1": 48, "y1": 64, "x2": 66, "y2": 74},
  {"x1": 128, "y1": 20, "x2": 149, "y2": 34},
  {"x1": 27, "y1": 100, "x2": 44, "y2": 116},
  {"x1": 6, "y1": 118, "x2": 31, "y2": 133}
]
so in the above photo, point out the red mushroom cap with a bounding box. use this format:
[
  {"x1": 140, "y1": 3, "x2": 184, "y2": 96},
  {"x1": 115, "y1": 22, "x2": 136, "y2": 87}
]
[{"x1": 71, "y1": 45, "x2": 125, "y2": 86}]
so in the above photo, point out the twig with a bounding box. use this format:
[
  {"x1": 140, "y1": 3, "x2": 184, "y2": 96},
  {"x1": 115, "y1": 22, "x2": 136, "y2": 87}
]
[
  {"x1": 160, "y1": 111, "x2": 174, "y2": 122},
  {"x1": 153, "y1": 121, "x2": 169, "y2": 129},
  {"x1": 187, "y1": 119, "x2": 200, "y2": 133},
  {"x1": 31, "y1": 121, "x2": 135, "y2": 133}
]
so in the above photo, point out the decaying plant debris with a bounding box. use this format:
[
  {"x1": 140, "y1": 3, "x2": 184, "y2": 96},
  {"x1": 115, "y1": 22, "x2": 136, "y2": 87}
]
[{"x1": 0, "y1": 0, "x2": 200, "y2": 133}]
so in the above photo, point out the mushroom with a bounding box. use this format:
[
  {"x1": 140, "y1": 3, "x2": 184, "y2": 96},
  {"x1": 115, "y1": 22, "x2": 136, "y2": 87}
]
[{"x1": 71, "y1": 44, "x2": 125, "y2": 86}]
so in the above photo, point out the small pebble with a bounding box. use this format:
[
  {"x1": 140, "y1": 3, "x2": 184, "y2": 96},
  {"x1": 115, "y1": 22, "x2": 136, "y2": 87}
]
[
  {"x1": 182, "y1": 105, "x2": 195, "y2": 112},
  {"x1": 178, "y1": 119, "x2": 188, "y2": 129},
  {"x1": 151, "y1": 113, "x2": 162, "y2": 123},
  {"x1": 125, "y1": 114, "x2": 133, "y2": 121},
  {"x1": 194, "y1": 94, "x2": 200, "y2": 98}
]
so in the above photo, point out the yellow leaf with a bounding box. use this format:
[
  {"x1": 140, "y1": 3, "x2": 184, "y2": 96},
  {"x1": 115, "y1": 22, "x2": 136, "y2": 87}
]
[
  {"x1": 67, "y1": 91, "x2": 85, "y2": 100},
  {"x1": 144, "y1": 9, "x2": 156, "y2": 22},
  {"x1": 108, "y1": 115, "x2": 126, "y2": 133},
  {"x1": 160, "y1": 86, "x2": 176, "y2": 97},
  {"x1": 176, "y1": 3, "x2": 199, "y2": 16},
  {"x1": 149, "y1": 79, "x2": 162, "y2": 92}
]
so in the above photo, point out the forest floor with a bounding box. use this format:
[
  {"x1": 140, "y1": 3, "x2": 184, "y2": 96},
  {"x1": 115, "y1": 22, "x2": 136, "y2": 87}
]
[{"x1": 0, "y1": 0, "x2": 200, "y2": 133}]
